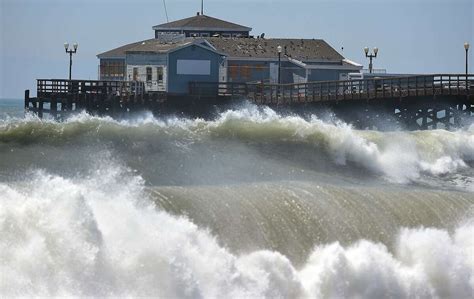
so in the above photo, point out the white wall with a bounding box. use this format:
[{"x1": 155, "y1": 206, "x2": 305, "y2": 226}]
[{"x1": 126, "y1": 65, "x2": 167, "y2": 92}]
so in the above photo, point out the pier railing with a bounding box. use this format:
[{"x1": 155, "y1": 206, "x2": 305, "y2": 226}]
[
  {"x1": 189, "y1": 82, "x2": 248, "y2": 98},
  {"x1": 189, "y1": 74, "x2": 474, "y2": 104},
  {"x1": 37, "y1": 79, "x2": 145, "y2": 97}
]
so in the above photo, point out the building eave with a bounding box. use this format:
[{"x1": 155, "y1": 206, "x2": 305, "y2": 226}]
[
  {"x1": 305, "y1": 64, "x2": 362, "y2": 70},
  {"x1": 167, "y1": 41, "x2": 226, "y2": 56},
  {"x1": 97, "y1": 55, "x2": 126, "y2": 59},
  {"x1": 153, "y1": 26, "x2": 252, "y2": 32},
  {"x1": 225, "y1": 57, "x2": 343, "y2": 63}
]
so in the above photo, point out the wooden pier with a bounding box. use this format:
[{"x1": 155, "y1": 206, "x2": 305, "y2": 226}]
[
  {"x1": 190, "y1": 74, "x2": 473, "y2": 129},
  {"x1": 25, "y1": 74, "x2": 473, "y2": 130},
  {"x1": 25, "y1": 79, "x2": 163, "y2": 118}
]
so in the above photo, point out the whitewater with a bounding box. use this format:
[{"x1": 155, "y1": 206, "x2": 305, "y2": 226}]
[{"x1": 1, "y1": 103, "x2": 473, "y2": 298}]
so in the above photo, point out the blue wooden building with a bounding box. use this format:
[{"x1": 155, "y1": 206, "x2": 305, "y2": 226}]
[
  {"x1": 98, "y1": 38, "x2": 224, "y2": 94},
  {"x1": 97, "y1": 14, "x2": 362, "y2": 94}
]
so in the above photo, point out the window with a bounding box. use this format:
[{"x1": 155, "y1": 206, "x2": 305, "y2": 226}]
[
  {"x1": 146, "y1": 67, "x2": 152, "y2": 82},
  {"x1": 133, "y1": 67, "x2": 138, "y2": 81},
  {"x1": 242, "y1": 66, "x2": 251, "y2": 80},
  {"x1": 157, "y1": 67, "x2": 163, "y2": 83},
  {"x1": 200, "y1": 33, "x2": 210, "y2": 37},
  {"x1": 100, "y1": 60, "x2": 125, "y2": 79}
]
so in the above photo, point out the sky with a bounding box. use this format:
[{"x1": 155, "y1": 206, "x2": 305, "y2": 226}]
[{"x1": 0, "y1": 0, "x2": 472, "y2": 99}]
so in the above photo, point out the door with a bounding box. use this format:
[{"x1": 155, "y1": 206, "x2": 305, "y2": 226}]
[{"x1": 156, "y1": 66, "x2": 165, "y2": 91}]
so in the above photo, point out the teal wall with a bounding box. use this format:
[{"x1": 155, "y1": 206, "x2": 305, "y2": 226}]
[
  {"x1": 308, "y1": 69, "x2": 349, "y2": 82},
  {"x1": 168, "y1": 45, "x2": 221, "y2": 94}
]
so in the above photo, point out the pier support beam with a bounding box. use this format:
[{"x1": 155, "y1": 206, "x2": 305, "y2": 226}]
[{"x1": 24, "y1": 90, "x2": 30, "y2": 111}]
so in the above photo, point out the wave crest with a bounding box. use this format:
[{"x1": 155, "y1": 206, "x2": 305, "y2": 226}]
[
  {"x1": 1, "y1": 164, "x2": 472, "y2": 298},
  {"x1": 1, "y1": 107, "x2": 473, "y2": 185}
]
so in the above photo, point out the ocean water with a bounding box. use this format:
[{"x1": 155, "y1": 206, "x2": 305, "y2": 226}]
[{"x1": 1, "y1": 99, "x2": 473, "y2": 298}]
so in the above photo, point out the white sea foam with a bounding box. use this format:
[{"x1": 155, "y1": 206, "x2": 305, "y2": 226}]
[
  {"x1": 209, "y1": 106, "x2": 474, "y2": 184},
  {"x1": 1, "y1": 106, "x2": 473, "y2": 185},
  {"x1": 1, "y1": 164, "x2": 472, "y2": 298}
]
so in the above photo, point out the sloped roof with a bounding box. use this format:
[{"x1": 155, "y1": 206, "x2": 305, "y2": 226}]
[
  {"x1": 126, "y1": 38, "x2": 195, "y2": 54},
  {"x1": 152, "y1": 14, "x2": 251, "y2": 32},
  {"x1": 97, "y1": 38, "x2": 219, "y2": 58},
  {"x1": 97, "y1": 40, "x2": 150, "y2": 59},
  {"x1": 207, "y1": 38, "x2": 344, "y2": 61}
]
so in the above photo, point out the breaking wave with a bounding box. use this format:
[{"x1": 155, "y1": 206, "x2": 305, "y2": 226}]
[
  {"x1": 1, "y1": 106, "x2": 473, "y2": 297},
  {"x1": 1, "y1": 107, "x2": 473, "y2": 187},
  {"x1": 1, "y1": 163, "x2": 473, "y2": 298}
]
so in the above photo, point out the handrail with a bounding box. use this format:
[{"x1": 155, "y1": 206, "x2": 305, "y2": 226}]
[
  {"x1": 36, "y1": 79, "x2": 146, "y2": 96},
  {"x1": 189, "y1": 74, "x2": 473, "y2": 104}
]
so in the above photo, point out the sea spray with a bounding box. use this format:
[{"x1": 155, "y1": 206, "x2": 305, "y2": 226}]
[
  {"x1": 1, "y1": 106, "x2": 473, "y2": 297},
  {"x1": 0, "y1": 164, "x2": 472, "y2": 298}
]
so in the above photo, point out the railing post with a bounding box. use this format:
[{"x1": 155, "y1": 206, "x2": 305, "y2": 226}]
[
  {"x1": 328, "y1": 82, "x2": 331, "y2": 101},
  {"x1": 24, "y1": 89, "x2": 30, "y2": 110},
  {"x1": 298, "y1": 84, "x2": 301, "y2": 103},
  {"x1": 415, "y1": 77, "x2": 418, "y2": 97},
  {"x1": 449, "y1": 75, "x2": 452, "y2": 95},
  {"x1": 457, "y1": 75, "x2": 460, "y2": 95},
  {"x1": 390, "y1": 79, "x2": 393, "y2": 98},
  {"x1": 382, "y1": 79, "x2": 385, "y2": 99},
  {"x1": 423, "y1": 76, "x2": 426, "y2": 96},
  {"x1": 399, "y1": 78, "x2": 402, "y2": 98},
  {"x1": 366, "y1": 78, "x2": 369, "y2": 99}
]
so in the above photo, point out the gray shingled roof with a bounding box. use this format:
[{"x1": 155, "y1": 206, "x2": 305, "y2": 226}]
[
  {"x1": 97, "y1": 40, "x2": 154, "y2": 59},
  {"x1": 98, "y1": 37, "x2": 344, "y2": 62},
  {"x1": 126, "y1": 38, "x2": 196, "y2": 54},
  {"x1": 207, "y1": 38, "x2": 344, "y2": 61},
  {"x1": 97, "y1": 38, "x2": 218, "y2": 58},
  {"x1": 152, "y1": 14, "x2": 251, "y2": 32}
]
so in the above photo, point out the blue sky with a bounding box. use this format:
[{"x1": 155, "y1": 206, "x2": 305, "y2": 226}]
[{"x1": 0, "y1": 0, "x2": 472, "y2": 98}]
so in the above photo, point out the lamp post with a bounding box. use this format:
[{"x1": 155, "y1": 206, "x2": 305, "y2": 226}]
[
  {"x1": 277, "y1": 45, "x2": 282, "y2": 84},
  {"x1": 64, "y1": 42, "x2": 78, "y2": 80},
  {"x1": 465, "y1": 42, "x2": 470, "y2": 91},
  {"x1": 464, "y1": 42, "x2": 470, "y2": 76},
  {"x1": 364, "y1": 46, "x2": 378, "y2": 74}
]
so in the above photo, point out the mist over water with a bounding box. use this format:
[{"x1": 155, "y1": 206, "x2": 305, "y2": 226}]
[{"x1": 1, "y1": 103, "x2": 473, "y2": 298}]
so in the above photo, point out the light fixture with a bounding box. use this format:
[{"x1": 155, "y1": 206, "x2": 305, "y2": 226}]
[
  {"x1": 465, "y1": 42, "x2": 470, "y2": 50},
  {"x1": 64, "y1": 41, "x2": 79, "y2": 80},
  {"x1": 277, "y1": 45, "x2": 282, "y2": 53},
  {"x1": 364, "y1": 46, "x2": 379, "y2": 74}
]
